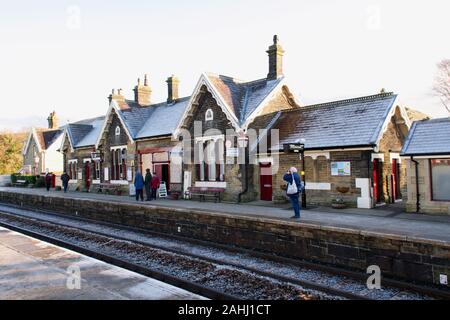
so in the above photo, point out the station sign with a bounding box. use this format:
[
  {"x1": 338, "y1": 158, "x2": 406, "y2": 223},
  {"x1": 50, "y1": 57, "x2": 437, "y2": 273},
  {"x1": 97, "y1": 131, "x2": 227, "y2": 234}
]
[{"x1": 283, "y1": 143, "x2": 305, "y2": 153}]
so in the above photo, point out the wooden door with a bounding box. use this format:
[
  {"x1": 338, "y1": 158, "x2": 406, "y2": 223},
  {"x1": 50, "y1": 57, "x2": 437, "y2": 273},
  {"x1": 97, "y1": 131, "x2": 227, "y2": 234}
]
[
  {"x1": 392, "y1": 159, "x2": 399, "y2": 201},
  {"x1": 260, "y1": 163, "x2": 272, "y2": 201},
  {"x1": 373, "y1": 159, "x2": 382, "y2": 203}
]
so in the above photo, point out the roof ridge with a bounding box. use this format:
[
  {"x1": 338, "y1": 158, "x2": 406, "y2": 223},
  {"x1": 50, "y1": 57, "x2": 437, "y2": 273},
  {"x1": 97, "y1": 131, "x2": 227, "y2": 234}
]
[
  {"x1": 418, "y1": 117, "x2": 450, "y2": 123},
  {"x1": 124, "y1": 96, "x2": 191, "y2": 109},
  {"x1": 303, "y1": 92, "x2": 395, "y2": 109}
]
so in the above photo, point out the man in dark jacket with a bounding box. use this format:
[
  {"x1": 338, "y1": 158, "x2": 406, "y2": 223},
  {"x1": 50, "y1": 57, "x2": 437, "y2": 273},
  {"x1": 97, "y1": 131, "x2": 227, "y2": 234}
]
[
  {"x1": 60, "y1": 172, "x2": 70, "y2": 193},
  {"x1": 144, "y1": 169, "x2": 152, "y2": 201},
  {"x1": 283, "y1": 167, "x2": 303, "y2": 219},
  {"x1": 134, "y1": 170, "x2": 144, "y2": 202}
]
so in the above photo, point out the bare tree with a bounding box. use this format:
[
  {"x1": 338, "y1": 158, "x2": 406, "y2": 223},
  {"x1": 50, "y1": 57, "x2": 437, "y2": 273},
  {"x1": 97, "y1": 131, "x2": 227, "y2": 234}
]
[{"x1": 433, "y1": 59, "x2": 450, "y2": 114}]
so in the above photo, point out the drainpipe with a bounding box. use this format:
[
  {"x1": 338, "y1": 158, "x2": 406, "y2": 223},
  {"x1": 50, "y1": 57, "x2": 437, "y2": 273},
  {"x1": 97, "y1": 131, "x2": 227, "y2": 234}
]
[
  {"x1": 237, "y1": 137, "x2": 249, "y2": 203},
  {"x1": 410, "y1": 156, "x2": 420, "y2": 213}
]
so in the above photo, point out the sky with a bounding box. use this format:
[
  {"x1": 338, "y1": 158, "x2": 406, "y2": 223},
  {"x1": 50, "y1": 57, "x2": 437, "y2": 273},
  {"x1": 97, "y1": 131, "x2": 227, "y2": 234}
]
[{"x1": 0, "y1": 0, "x2": 449, "y2": 131}]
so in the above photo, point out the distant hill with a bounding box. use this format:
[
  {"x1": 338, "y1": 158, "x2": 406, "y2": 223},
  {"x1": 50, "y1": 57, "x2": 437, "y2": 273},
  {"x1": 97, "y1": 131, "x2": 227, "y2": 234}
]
[{"x1": 0, "y1": 131, "x2": 27, "y2": 175}]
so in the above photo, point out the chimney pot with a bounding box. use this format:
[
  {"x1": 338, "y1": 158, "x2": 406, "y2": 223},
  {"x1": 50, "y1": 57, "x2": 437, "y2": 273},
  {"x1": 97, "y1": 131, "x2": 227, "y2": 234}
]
[{"x1": 47, "y1": 111, "x2": 58, "y2": 129}]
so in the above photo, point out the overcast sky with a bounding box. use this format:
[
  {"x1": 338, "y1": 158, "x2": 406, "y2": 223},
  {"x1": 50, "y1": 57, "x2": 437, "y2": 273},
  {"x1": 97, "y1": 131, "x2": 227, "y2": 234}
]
[{"x1": 0, "y1": 0, "x2": 449, "y2": 131}]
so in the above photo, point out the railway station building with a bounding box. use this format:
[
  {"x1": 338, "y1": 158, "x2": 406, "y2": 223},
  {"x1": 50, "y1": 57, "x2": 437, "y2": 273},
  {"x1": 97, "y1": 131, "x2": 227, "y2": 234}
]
[
  {"x1": 401, "y1": 118, "x2": 450, "y2": 215},
  {"x1": 59, "y1": 35, "x2": 425, "y2": 209},
  {"x1": 22, "y1": 111, "x2": 64, "y2": 176}
]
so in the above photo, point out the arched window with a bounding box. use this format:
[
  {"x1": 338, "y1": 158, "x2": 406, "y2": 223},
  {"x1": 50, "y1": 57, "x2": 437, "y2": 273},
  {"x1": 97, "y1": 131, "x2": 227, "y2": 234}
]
[
  {"x1": 115, "y1": 126, "x2": 121, "y2": 136},
  {"x1": 205, "y1": 109, "x2": 213, "y2": 121}
]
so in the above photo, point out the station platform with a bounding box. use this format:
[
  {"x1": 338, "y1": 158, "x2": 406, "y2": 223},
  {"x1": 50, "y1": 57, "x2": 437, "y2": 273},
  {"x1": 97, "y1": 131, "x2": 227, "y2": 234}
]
[
  {"x1": 0, "y1": 226, "x2": 204, "y2": 300},
  {"x1": 1, "y1": 187, "x2": 450, "y2": 243}
]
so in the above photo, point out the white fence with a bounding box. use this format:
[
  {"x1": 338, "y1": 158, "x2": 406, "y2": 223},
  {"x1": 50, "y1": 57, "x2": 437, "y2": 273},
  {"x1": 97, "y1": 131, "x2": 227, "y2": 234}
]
[{"x1": 0, "y1": 175, "x2": 11, "y2": 186}]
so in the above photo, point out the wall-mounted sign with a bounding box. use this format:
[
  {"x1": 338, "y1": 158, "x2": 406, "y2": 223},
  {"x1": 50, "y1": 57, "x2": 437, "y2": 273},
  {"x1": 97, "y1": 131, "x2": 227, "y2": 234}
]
[
  {"x1": 226, "y1": 147, "x2": 239, "y2": 157},
  {"x1": 283, "y1": 143, "x2": 305, "y2": 153},
  {"x1": 331, "y1": 161, "x2": 351, "y2": 176}
]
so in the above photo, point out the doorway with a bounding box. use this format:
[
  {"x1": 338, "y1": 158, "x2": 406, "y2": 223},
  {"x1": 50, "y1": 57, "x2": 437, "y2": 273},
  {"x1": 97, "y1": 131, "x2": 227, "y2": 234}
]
[
  {"x1": 391, "y1": 158, "x2": 401, "y2": 202},
  {"x1": 373, "y1": 159, "x2": 383, "y2": 203},
  {"x1": 84, "y1": 161, "x2": 91, "y2": 191},
  {"x1": 154, "y1": 163, "x2": 170, "y2": 191},
  {"x1": 260, "y1": 163, "x2": 272, "y2": 201}
]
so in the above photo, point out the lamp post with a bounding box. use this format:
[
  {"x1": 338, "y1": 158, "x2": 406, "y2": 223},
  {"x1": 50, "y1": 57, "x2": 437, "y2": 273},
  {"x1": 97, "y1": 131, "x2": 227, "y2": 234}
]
[
  {"x1": 283, "y1": 138, "x2": 306, "y2": 208},
  {"x1": 299, "y1": 138, "x2": 306, "y2": 208}
]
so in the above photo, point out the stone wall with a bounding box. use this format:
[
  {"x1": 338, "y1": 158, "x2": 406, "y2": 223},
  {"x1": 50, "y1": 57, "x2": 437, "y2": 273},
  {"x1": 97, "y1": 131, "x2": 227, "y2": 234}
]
[
  {"x1": 405, "y1": 158, "x2": 450, "y2": 215},
  {"x1": 270, "y1": 151, "x2": 370, "y2": 207},
  {"x1": 0, "y1": 190, "x2": 448, "y2": 286}
]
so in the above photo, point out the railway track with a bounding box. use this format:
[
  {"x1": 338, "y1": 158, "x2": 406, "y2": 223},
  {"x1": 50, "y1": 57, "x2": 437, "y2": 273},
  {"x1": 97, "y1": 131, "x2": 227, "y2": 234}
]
[
  {"x1": 0, "y1": 203, "x2": 448, "y2": 300},
  {"x1": 0, "y1": 211, "x2": 358, "y2": 300}
]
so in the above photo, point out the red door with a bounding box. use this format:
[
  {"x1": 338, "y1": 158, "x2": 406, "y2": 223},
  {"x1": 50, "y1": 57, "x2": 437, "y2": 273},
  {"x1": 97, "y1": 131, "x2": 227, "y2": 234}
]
[
  {"x1": 373, "y1": 159, "x2": 382, "y2": 203},
  {"x1": 392, "y1": 159, "x2": 398, "y2": 201},
  {"x1": 85, "y1": 162, "x2": 91, "y2": 190},
  {"x1": 154, "y1": 163, "x2": 170, "y2": 191},
  {"x1": 260, "y1": 163, "x2": 272, "y2": 201}
]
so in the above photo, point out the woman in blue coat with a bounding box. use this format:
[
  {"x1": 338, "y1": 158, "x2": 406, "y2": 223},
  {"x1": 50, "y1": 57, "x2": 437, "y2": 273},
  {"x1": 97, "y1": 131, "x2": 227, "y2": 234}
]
[
  {"x1": 283, "y1": 167, "x2": 302, "y2": 219},
  {"x1": 134, "y1": 170, "x2": 145, "y2": 202}
]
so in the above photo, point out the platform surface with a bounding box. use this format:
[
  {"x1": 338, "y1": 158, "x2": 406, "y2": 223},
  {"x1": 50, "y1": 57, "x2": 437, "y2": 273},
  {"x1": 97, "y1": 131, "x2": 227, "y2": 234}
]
[
  {"x1": 1, "y1": 187, "x2": 450, "y2": 243},
  {"x1": 0, "y1": 226, "x2": 205, "y2": 300}
]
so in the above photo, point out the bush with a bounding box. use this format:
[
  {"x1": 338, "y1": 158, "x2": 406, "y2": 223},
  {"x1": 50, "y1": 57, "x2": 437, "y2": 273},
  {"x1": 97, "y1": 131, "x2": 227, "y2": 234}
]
[
  {"x1": 10, "y1": 174, "x2": 37, "y2": 186},
  {"x1": 34, "y1": 176, "x2": 45, "y2": 188}
]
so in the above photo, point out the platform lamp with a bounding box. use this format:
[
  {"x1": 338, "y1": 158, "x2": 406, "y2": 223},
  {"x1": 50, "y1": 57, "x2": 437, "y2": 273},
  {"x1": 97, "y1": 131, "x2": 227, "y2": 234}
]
[
  {"x1": 283, "y1": 138, "x2": 306, "y2": 208},
  {"x1": 298, "y1": 138, "x2": 306, "y2": 208}
]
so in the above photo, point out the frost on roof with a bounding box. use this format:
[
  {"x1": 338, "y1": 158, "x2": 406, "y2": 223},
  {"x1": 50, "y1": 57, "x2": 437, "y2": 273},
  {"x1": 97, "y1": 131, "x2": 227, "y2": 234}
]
[{"x1": 401, "y1": 118, "x2": 450, "y2": 155}]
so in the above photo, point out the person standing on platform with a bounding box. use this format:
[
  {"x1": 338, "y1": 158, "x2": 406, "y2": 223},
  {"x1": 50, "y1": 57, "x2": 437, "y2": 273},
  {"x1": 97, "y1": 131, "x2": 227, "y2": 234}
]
[
  {"x1": 144, "y1": 169, "x2": 152, "y2": 201},
  {"x1": 151, "y1": 172, "x2": 160, "y2": 200},
  {"x1": 45, "y1": 171, "x2": 53, "y2": 192},
  {"x1": 283, "y1": 167, "x2": 303, "y2": 219},
  {"x1": 134, "y1": 170, "x2": 144, "y2": 202},
  {"x1": 61, "y1": 172, "x2": 70, "y2": 193}
]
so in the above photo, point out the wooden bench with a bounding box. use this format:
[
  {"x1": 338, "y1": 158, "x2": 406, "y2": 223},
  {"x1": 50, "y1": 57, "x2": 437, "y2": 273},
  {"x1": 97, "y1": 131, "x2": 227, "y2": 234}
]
[
  {"x1": 12, "y1": 179, "x2": 27, "y2": 187},
  {"x1": 185, "y1": 186, "x2": 225, "y2": 203},
  {"x1": 97, "y1": 183, "x2": 122, "y2": 195}
]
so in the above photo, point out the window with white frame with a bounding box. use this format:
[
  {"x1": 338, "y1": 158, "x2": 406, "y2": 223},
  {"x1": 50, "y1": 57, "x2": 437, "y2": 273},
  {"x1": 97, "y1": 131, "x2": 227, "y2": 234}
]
[
  {"x1": 93, "y1": 160, "x2": 101, "y2": 180},
  {"x1": 205, "y1": 109, "x2": 213, "y2": 121},
  {"x1": 110, "y1": 147, "x2": 127, "y2": 180},
  {"x1": 115, "y1": 126, "x2": 121, "y2": 136},
  {"x1": 431, "y1": 159, "x2": 450, "y2": 201},
  {"x1": 68, "y1": 160, "x2": 78, "y2": 180},
  {"x1": 195, "y1": 137, "x2": 224, "y2": 182}
]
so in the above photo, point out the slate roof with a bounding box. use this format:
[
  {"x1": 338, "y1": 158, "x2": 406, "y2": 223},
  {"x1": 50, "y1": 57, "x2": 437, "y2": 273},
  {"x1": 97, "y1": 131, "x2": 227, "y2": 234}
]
[
  {"x1": 116, "y1": 97, "x2": 191, "y2": 140},
  {"x1": 401, "y1": 118, "x2": 450, "y2": 156},
  {"x1": 206, "y1": 73, "x2": 283, "y2": 124},
  {"x1": 34, "y1": 129, "x2": 63, "y2": 150},
  {"x1": 270, "y1": 92, "x2": 398, "y2": 150},
  {"x1": 67, "y1": 116, "x2": 105, "y2": 149}
]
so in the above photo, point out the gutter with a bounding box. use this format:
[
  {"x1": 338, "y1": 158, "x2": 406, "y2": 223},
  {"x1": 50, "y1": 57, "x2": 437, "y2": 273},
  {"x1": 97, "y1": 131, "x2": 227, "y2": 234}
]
[{"x1": 410, "y1": 156, "x2": 420, "y2": 213}]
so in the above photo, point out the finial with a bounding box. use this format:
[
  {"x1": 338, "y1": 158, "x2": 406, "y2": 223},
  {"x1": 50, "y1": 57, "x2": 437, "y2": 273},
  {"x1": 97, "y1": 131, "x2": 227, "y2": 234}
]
[
  {"x1": 144, "y1": 74, "x2": 148, "y2": 86},
  {"x1": 273, "y1": 35, "x2": 279, "y2": 45},
  {"x1": 380, "y1": 88, "x2": 386, "y2": 93},
  {"x1": 137, "y1": 78, "x2": 141, "y2": 86},
  {"x1": 112, "y1": 89, "x2": 116, "y2": 95}
]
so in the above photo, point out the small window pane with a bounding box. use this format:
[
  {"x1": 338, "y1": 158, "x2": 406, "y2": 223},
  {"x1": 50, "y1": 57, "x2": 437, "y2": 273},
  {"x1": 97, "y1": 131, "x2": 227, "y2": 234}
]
[{"x1": 431, "y1": 159, "x2": 450, "y2": 201}]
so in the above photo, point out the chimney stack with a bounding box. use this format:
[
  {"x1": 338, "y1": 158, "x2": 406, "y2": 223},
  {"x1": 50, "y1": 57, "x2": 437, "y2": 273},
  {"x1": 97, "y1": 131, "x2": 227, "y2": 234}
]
[
  {"x1": 266, "y1": 35, "x2": 284, "y2": 80},
  {"x1": 47, "y1": 111, "x2": 58, "y2": 129},
  {"x1": 134, "y1": 74, "x2": 152, "y2": 106},
  {"x1": 166, "y1": 75, "x2": 180, "y2": 104},
  {"x1": 108, "y1": 88, "x2": 127, "y2": 108}
]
